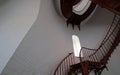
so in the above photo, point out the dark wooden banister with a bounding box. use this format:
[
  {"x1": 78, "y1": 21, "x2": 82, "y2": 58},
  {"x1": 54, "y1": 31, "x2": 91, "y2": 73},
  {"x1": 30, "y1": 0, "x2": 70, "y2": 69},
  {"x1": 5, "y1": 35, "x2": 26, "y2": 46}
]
[
  {"x1": 80, "y1": 15, "x2": 120, "y2": 58},
  {"x1": 54, "y1": 15, "x2": 120, "y2": 75},
  {"x1": 79, "y1": 15, "x2": 115, "y2": 58},
  {"x1": 99, "y1": 15, "x2": 117, "y2": 45},
  {"x1": 54, "y1": 52, "x2": 75, "y2": 75},
  {"x1": 79, "y1": 14, "x2": 120, "y2": 75}
]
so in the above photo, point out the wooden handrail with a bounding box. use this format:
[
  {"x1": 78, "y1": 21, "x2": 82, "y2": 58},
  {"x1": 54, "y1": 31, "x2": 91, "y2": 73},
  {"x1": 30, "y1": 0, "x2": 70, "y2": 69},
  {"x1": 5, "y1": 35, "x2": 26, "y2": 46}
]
[
  {"x1": 80, "y1": 15, "x2": 120, "y2": 58},
  {"x1": 79, "y1": 15, "x2": 120, "y2": 75},
  {"x1": 54, "y1": 14, "x2": 120, "y2": 75},
  {"x1": 54, "y1": 52, "x2": 75, "y2": 75},
  {"x1": 82, "y1": 47, "x2": 97, "y2": 51}
]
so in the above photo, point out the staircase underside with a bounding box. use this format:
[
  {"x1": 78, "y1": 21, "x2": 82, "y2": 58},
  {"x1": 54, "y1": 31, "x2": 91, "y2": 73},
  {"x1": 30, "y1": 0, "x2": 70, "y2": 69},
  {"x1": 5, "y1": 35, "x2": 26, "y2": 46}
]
[
  {"x1": 60, "y1": 0, "x2": 120, "y2": 30},
  {"x1": 61, "y1": 0, "x2": 96, "y2": 30}
]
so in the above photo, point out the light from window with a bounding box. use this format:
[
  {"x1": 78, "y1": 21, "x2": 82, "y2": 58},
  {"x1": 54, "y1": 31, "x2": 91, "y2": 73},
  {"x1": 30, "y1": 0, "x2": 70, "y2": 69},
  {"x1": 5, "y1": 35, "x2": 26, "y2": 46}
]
[{"x1": 72, "y1": 35, "x2": 83, "y2": 57}]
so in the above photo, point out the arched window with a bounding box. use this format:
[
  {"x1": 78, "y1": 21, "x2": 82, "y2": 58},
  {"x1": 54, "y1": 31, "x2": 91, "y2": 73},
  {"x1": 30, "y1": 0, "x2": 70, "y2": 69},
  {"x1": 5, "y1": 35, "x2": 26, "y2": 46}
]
[{"x1": 72, "y1": 35, "x2": 83, "y2": 57}]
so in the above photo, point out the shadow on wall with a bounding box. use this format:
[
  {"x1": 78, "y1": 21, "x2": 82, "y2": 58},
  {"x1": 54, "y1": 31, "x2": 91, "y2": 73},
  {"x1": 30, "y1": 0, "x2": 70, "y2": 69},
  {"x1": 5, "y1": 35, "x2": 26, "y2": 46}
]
[
  {"x1": 52, "y1": 0, "x2": 61, "y2": 16},
  {"x1": 52, "y1": 0, "x2": 67, "y2": 20},
  {"x1": 84, "y1": 6, "x2": 114, "y2": 25}
]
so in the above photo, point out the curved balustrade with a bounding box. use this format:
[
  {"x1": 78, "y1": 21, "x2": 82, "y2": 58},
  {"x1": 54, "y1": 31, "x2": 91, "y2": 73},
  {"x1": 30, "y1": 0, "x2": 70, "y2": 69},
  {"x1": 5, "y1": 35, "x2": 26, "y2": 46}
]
[
  {"x1": 80, "y1": 14, "x2": 120, "y2": 75},
  {"x1": 54, "y1": 15, "x2": 120, "y2": 75},
  {"x1": 54, "y1": 52, "x2": 76, "y2": 75}
]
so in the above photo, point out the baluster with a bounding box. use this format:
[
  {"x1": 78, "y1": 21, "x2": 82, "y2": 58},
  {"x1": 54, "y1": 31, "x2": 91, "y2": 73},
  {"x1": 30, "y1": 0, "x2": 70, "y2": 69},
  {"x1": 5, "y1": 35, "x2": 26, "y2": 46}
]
[
  {"x1": 70, "y1": 54, "x2": 72, "y2": 65},
  {"x1": 59, "y1": 66, "x2": 61, "y2": 75},
  {"x1": 99, "y1": 49, "x2": 102, "y2": 57},
  {"x1": 63, "y1": 62, "x2": 65, "y2": 75},
  {"x1": 67, "y1": 57, "x2": 70, "y2": 75},
  {"x1": 100, "y1": 47, "x2": 103, "y2": 54},
  {"x1": 112, "y1": 29, "x2": 118, "y2": 37},
  {"x1": 72, "y1": 54, "x2": 75, "y2": 65},
  {"x1": 64, "y1": 59, "x2": 67, "y2": 75},
  {"x1": 112, "y1": 31, "x2": 117, "y2": 38},
  {"x1": 111, "y1": 34, "x2": 115, "y2": 40},
  {"x1": 83, "y1": 49, "x2": 85, "y2": 57},
  {"x1": 107, "y1": 40, "x2": 112, "y2": 49},
  {"x1": 86, "y1": 50, "x2": 89, "y2": 60},
  {"x1": 88, "y1": 56, "x2": 91, "y2": 61},
  {"x1": 60, "y1": 66, "x2": 62, "y2": 75},
  {"x1": 89, "y1": 51, "x2": 93, "y2": 61},
  {"x1": 86, "y1": 49, "x2": 88, "y2": 57},
  {"x1": 113, "y1": 19, "x2": 118, "y2": 24},
  {"x1": 90, "y1": 55, "x2": 94, "y2": 61},
  {"x1": 83, "y1": 49, "x2": 86, "y2": 61},
  {"x1": 72, "y1": 54, "x2": 75, "y2": 64},
  {"x1": 92, "y1": 55, "x2": 96, "y2": 62},
  {"x1": 71, "y1": 54, "x2": 73, "y2": 65},
  {"x1": 92, "y1": 54, "x2": 96, "y2": 61},
  {"x1": 69, "y1": 55, "x2": 73, "y2": 66},
  {"x1": 99, "y1": 48, "x2": 104, "y2": 57},
  {"x1": 65, "y1": 59, "x2": 69, "y2": 75},
  {"x1": 86, "y1": 49, "x2": 89, "y2": 60},
  {"x1": 101, "y1": 46, "x2": 106, "y2": 55},
  {"x1": 67, "y1": 56, "x2": 70, "y2": 71},
  {"x1": 104, "y1": 43, "x2": 109, "y2": 53},
  {"x1": 108, "y1": 38, "x2": 113, "y2": 45},
  {"x1": 61, "y1": 65, "x2": 63, "y2": 75},
  {"x1": 67, "y1": 59, "x2": 70, "y2": 75},
  {"x1": 68, "y1": 56, "x2": 71, "y2": 66},
  {"x1": 94, "y1": 54, "x2": 98, "y2": 62},
  {"x1": 97, "y1": 50, "x2": 102, "y2": 60}
]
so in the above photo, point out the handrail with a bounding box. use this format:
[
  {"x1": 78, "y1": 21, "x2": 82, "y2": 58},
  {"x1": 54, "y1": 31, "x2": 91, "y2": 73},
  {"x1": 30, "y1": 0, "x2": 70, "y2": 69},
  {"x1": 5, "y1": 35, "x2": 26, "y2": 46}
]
[
  {"x1": 100, "y1": 15, "x2": 117, "y2": 45},
  {"x1": 80, "y1": 14, "x2": 120, "y2": 59},
  {"x1": 99, "y1": 15, "x2": 120, "y2": 47},
  {"x1": 82, "y1": 47, "x2": 97, "y2": 51},
  {"x1": 79, "y1": 15, "x2": 120, "y2": 75},
  {"x1": 54, "y1": 52, "x2": 75, "y2": 75},
  {"x1": 54, "y1": 14, "x2": 120, "y2": 75},
  {"x1": 89, "y1": 20, "x2": 119, "y2": 57}
]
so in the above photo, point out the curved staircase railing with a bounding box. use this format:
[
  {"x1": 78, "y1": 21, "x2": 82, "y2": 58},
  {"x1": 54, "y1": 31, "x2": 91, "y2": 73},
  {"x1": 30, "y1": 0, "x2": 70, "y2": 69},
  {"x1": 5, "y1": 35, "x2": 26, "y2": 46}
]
[
  {"x1": 54, "y1": 14, "x2": 120, "y2": 75},
  {"x1": 80, "y1": 14, "x2": 120, "y2": 75},
  {"x1": 53, "y1": 52, "x2": 76, "y2": 75}
]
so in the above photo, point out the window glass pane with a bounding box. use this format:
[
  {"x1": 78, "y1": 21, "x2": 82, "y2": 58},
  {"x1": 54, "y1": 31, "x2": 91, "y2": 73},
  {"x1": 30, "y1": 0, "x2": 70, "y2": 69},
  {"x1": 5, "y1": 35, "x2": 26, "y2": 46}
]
[{"x1": 72, "y1": 35, "x2": 82, "y2": 57}]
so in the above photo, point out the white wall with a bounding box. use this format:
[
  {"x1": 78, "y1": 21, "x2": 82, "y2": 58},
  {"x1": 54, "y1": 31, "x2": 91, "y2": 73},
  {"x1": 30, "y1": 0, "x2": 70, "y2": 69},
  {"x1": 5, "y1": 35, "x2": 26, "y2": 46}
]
[
  {"x1": 0, "y1": 0, "x2": 40, "y2": 74},
  {"x1": 1, "y1": 0, "x2": 119, "y2": 75}
]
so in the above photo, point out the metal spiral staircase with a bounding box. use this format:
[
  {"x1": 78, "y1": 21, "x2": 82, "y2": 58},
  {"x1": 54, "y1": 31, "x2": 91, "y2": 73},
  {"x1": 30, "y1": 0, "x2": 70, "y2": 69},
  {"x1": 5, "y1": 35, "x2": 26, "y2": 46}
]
[{"x1": 53, "y1": 15, "x2": 120, "y2": 75}]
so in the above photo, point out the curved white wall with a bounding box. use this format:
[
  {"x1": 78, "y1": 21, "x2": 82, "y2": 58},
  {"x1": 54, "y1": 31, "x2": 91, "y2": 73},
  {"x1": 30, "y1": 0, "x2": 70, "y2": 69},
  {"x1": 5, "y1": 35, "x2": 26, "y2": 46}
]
[
  {"x1": 53, "y1": 0, "x2": 66, "y2": 20},
  {"x1": 0, "y1": 0, "x2": 116, "y2": 75},
  {"x1": 0, "y1": 0, "x2": 40, "y2": 73}
]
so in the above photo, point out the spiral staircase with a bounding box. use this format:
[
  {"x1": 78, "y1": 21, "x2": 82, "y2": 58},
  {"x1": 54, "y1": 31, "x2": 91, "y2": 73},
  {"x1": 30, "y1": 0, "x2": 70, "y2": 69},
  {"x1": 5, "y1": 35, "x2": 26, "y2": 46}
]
[
  {"x1": 53, "y1": 14, "x2": 120, "y2": 75},
  {"x1": 60, "y1": 0, "x2": 120, "y2": 30},
  {"x1": 61, "y1": 0, "x2": 96, "y2": 30}
]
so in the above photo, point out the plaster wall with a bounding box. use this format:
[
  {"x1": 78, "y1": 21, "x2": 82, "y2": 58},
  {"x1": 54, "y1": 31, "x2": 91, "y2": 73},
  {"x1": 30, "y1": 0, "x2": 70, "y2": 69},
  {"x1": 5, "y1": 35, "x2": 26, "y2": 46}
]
[
  {"x1": 1, "y1": 0, "x2": 120, "y2": 75},
  {"x1": 0, "y1": 0, "x2": 40, "y2": 73}
]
